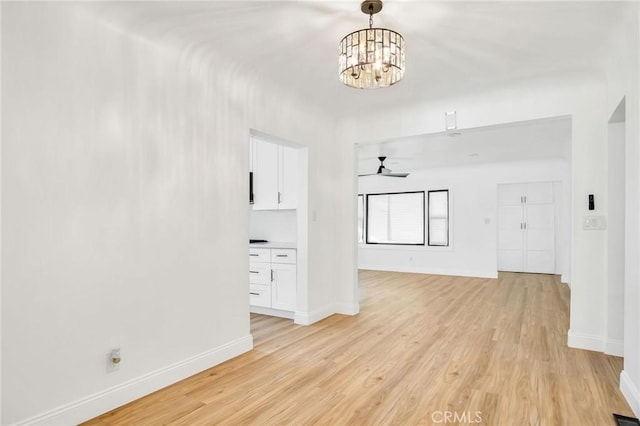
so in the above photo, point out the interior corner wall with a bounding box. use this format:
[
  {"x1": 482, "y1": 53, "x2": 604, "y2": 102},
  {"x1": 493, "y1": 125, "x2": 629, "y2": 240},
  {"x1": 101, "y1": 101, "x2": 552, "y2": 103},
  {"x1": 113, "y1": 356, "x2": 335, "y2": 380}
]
[
  {"x1": 337, "y1": 70, "x2": 610, "y2": 365},
  {"x1": 1, "y1": 3, "x2": 343, "y2": 425},
  {"x1": 357, "y1": 159, "x2": 570, "y2": 280},
  {"x1": 602, "y1": 1, "x2": 640, "y2": 416}
]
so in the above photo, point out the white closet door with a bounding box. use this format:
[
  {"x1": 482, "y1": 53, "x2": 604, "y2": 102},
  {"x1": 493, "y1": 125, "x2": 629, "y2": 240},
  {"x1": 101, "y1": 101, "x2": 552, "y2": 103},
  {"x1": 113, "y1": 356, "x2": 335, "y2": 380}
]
[
  {"x1": 498, "y1": 183, "x2": 526, "y2": 205},
  {"x1": 498, "y1": 204, "x2": 525, "y2": 271},
  {"x1": 497, "y1": 182, "x2": 555, "y2": 274}
]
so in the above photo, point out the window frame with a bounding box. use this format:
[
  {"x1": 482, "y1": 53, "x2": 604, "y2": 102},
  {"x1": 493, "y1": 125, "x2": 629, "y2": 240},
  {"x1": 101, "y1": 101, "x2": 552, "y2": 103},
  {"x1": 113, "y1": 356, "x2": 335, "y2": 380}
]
[
  {"x1": 365, "y1": 190, "x2": 425, "y2": 246},
  {"x1": 357, "y1": 194, "x2": 365, "y2": 244},
  {"x1": 427, "y1": 189, "x2": 450, "y2": 247}
]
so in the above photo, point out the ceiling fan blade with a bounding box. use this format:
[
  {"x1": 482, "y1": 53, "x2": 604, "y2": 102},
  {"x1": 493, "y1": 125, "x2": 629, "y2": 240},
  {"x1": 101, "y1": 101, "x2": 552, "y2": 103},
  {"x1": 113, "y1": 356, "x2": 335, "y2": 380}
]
[
  {"x1": 358, "y1": 173, "x2": 378, "y2": 177},
  {"x1": 384, "y1": 172, "x2": 410, "y2": 178}
]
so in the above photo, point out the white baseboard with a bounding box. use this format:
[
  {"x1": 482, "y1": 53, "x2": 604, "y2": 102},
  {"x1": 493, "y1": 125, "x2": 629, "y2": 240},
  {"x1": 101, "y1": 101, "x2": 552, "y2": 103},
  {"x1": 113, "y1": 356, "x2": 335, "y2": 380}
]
[
  {"x1": 250, "y1": 305, "x2": 295, "y2": 319},
  {"x1": 358, "y1": 264, "x2": 498, "y2": 279},
  {"x1": 295, "y1": 302, "x2": 360, "y2": 325},
  {"x1": 15, "y1": 335, "x2": 253, "y2": 426},
  {"x1": 295, "y1": 304, "x2": 336, "y2": 325},
  {"x1": 605, "y1": 338, "x2": 624, "y2": 357},
  {"x1": 334, "y1": 301, "x2": 359, "y2": 316},
  {"x1": 567, "y1": 329, "x2": 604, "y2": 352},
  {"x1": 620, "y1": 370, "x2": 640, "y2": 418}
]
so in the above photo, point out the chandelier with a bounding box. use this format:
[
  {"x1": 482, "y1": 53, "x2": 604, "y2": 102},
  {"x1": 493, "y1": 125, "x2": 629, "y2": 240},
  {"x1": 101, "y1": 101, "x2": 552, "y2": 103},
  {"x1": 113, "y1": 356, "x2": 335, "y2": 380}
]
[{"x1": 338, "y1": 0, "x2": 405, "y2": 89}]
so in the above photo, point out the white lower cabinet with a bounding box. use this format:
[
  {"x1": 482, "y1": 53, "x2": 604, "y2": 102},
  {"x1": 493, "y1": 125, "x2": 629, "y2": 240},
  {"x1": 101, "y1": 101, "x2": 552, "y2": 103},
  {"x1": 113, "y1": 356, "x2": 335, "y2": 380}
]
[
  {"x1": 249, "y1": 247, "x2": 296, "y2": 317},
  {"x1": 271, "y1": 263, "x2": 296, "y2": 311},
  {"x1": 249, "y1": 285, "x2": 271, "y2": 308}
]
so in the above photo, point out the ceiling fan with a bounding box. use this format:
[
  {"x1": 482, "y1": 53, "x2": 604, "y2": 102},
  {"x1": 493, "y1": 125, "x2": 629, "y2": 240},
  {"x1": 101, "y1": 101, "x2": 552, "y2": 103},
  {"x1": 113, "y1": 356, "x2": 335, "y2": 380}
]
[{"x1": 358, "y1": 156, "x2": 410, "y2": 178}]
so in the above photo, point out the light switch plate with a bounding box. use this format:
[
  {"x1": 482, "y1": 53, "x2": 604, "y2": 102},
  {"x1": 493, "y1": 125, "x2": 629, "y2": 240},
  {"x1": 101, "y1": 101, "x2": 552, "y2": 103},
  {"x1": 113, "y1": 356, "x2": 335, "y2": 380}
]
[
  {"x1": 583, "y1": 216, "x2": 606, "y2": 230},
  {"x1": 445, "y1": 111, "x2": 457, "y2": 130}
]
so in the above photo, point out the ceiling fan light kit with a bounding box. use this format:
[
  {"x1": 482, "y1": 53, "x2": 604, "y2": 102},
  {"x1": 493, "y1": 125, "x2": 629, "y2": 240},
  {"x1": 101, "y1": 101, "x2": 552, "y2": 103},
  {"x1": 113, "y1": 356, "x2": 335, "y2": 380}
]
[{"x1": 338, "y1": 0, "x2": 405, "y2": 89}]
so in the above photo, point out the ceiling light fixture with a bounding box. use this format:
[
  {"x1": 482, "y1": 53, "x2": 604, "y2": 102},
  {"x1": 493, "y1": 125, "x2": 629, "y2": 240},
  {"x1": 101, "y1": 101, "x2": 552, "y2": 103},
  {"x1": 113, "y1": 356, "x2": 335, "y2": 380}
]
[{"x1": 338, "y1": 0, "x2": 405, "y2": 89}]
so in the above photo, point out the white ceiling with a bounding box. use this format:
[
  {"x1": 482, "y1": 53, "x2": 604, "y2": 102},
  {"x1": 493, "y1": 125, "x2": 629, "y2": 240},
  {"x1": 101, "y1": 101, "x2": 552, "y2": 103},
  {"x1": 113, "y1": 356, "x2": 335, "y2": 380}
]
[
  {"x1": 357, "y1": 116, "x2": 572, "y2": 174},
  {"x1": 87, "y1": 1, "x2": 630, "y2": 116},
  {"x1": 85, "y1": 1, "x2": 623, "y2": 172}
]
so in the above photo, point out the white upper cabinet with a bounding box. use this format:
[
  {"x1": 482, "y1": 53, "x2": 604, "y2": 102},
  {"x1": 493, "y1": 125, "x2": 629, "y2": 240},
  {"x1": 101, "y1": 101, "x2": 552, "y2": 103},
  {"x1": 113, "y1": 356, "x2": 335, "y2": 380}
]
[
  {"x1": 252, "y1": 139, "x2": 279, "y2": 210},
  {"x1": 278, "y1": 145, "x2": 298, "y2": 210},
  {"x1": 251, "y1": 137, "x2": 298, "y2": 210}
]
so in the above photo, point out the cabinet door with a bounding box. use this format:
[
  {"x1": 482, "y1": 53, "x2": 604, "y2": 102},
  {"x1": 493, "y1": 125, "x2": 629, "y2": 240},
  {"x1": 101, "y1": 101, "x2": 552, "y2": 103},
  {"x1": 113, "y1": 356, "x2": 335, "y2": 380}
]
[
  {"x1": 249, "y1": 264, "x2": 271, "y2": 285},
  {"x1": 249, "y1": 285, "x2": 271, "y2": 308},
  {"x1": 278, "y1": 145, "x2": 298, "y2": 210},
  {"x1": 271, "y1": 263, "x2": 296, "y2": 311},
  {"x1": 252, "y1": 139, "x2": 279, "y2": 210}
]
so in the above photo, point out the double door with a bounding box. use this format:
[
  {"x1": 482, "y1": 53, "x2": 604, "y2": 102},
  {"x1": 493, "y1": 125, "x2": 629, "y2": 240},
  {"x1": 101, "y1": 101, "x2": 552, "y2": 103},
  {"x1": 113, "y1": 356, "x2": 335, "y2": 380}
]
[{"x1": 498, "y1": 182, "x2": 555, "y2": 274}]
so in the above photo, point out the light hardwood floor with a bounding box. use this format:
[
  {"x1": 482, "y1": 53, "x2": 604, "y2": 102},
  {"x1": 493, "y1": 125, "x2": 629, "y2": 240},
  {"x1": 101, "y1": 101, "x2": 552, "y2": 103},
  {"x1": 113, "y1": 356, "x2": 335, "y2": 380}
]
[{"x1": 84, "y1": 271, "x2": 634, "y2": 425}]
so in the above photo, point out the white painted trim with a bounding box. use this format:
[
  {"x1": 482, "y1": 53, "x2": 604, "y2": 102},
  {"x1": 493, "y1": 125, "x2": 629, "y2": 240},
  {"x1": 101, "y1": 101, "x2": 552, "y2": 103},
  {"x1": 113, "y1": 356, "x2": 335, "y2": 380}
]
[
  {"x1": 334, "y1": 301, "x2": 360, "y2": 316},
  {"x1": 294, "y1": 304, "x2": 335, "y2": 325},
  {"x1": 250, "y1": 305, "x2": 295, "y2": 319},
  {"x1": 561, "y1": 274, "x2": 570, "y2": 287},
  {"x1": 296, "y1": 303, "x2": 361, "y2": 320},
  {"x1": 620, "y1": 370, "x2": 640, "y2": 418},
  {"x1": 13, "y1": 335, "x2": 253, "y2": 426},
  {"x1": 605, "y1": 338, "x2": 624, "y2": 357},
  {"x1": 567, "y1": 329, "x2": 604, "y2": 352},
  {"x1": 358, "y1": 264, "x2": 498, "y2": 279}
]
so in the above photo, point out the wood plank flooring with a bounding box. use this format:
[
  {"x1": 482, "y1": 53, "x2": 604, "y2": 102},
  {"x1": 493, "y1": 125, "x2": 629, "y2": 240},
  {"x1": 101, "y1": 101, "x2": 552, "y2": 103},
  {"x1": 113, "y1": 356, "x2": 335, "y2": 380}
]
[{"x1": 84, "y1": 271, "x2": 634, "y2": 425}]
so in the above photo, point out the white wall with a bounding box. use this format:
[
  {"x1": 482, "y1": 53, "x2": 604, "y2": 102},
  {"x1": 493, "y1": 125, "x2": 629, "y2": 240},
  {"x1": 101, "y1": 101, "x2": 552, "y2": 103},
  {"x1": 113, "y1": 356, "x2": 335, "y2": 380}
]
[
  {"x1": 358, "y1": 159, "x2": 570, "y2": 280},
  {"x1": 607, "y1": 120, "x2": 626, "y2": 356},
  {"x1": 1, "y1": 3, "x2": 352, "y2": 424},
  {"x1": 602, "y1": 2, "x2": 640, "y2": 417},
  {"x1": 338, "y1": 68, "x2": 613, "y2": 371},
  {"x1": 343, "y1": 2, "x2": 640, "y2": 415},
  {"x1": 249, "y1": 210, "x2": 297, "y2": 242}
]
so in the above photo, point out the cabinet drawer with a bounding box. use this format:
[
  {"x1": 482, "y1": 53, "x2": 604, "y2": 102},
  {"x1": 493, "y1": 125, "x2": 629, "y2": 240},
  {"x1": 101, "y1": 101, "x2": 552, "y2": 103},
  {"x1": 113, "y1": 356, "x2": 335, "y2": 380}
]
[
  {"x1": 249, "y1": 265, "x2": 271, "y2": 285},
  {"x1": 271, "y1": 249, "x2": 296, "y2": 264},
  {"x1": 249, "y1": 248, "x2": 270, "y2": 263},
  {"x1": 249, "y1": 285, "x2": 271, "y2": 308}
]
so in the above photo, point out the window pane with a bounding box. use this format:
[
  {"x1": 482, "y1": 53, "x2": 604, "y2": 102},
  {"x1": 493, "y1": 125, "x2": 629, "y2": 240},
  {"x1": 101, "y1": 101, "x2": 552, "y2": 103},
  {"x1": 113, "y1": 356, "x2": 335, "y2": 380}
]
[
  {"x1": 428, "y1": 190, "x2": 449, "y2": 246},
  {"x1": 366, "y1": 192, "x2": 424, "y2": 245},
  {"x1": 429, "y1": 191, "x2": 448, "y2": 217},
  {"x1": 367, "y1": 194, "x2": 390, "y2": 242}
]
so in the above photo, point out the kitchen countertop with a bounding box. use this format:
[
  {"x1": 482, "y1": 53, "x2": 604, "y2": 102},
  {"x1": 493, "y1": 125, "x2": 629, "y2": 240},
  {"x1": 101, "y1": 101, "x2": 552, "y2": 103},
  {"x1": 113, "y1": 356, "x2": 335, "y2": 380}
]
[{"x1": 249, "y1": 241, "x2": 296, "y2": 249}]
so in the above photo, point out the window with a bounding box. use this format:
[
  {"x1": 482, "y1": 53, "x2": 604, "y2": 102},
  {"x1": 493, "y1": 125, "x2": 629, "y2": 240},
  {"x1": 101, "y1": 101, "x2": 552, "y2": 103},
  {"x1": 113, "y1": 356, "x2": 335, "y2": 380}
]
[
  {"x1": 357, "y1": 194, "x2": 364, "y2": 243},
  {"x1": 428, "y1": 190, "x2": 449, "y2": 246},
  {"x1": 366, "y1": 191, "x2": 425, "y2": 245}
]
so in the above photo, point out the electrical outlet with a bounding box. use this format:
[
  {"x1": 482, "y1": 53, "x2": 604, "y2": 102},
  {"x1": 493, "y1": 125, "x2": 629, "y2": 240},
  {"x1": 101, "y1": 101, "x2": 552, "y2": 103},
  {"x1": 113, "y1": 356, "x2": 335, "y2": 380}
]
[{"x1": 107, "y1": 348, "x2": 121, "y2": 373}]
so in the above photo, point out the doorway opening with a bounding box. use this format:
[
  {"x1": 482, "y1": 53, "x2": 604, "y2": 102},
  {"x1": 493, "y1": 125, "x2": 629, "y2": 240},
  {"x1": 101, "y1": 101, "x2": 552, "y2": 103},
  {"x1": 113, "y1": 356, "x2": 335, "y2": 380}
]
[{"x1": 248, "y1": 130, "x2": 309, "y2": 340}]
